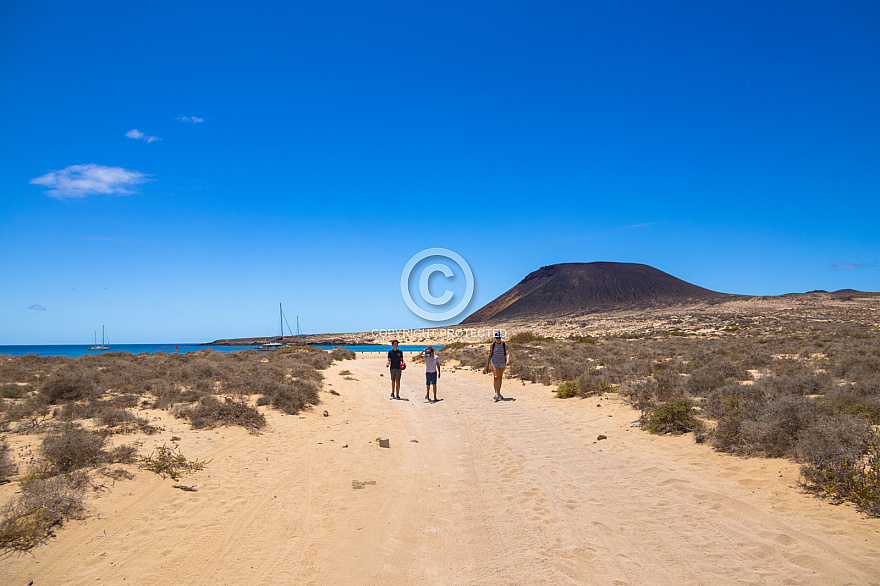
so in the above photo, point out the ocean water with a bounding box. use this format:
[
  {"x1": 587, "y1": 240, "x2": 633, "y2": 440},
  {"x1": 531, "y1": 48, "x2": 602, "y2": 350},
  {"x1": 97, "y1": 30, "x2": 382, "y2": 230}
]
[
  {"x1": 0, "y1": 344, "x2": 258, "y2": 358},
  {"x1": 0, "y1": 343, "x2": 439, "y2": 358}
]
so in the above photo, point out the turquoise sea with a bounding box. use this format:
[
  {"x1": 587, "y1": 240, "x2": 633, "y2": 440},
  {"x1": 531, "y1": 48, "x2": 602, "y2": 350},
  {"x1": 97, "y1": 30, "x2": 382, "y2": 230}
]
[
  {"x1": 0, "y1": 344, "x2": 258, "y2": 357},
  {"x1": 0, "y1": 344, "x2": 438, "y2": 358}
]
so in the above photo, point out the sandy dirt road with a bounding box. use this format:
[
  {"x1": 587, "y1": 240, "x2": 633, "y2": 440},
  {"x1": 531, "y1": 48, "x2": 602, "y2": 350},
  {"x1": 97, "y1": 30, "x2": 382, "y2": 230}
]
[{"x1": 3, "y1": 354, "x2": 880, "y2": 585}]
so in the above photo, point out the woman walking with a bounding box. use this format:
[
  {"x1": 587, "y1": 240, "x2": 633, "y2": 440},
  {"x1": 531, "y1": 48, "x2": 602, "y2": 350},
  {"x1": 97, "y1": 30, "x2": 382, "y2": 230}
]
[
  {"x1": 484, "y1": 331, "x2": 510, "y2": 402},
  {"x1": 419, "y1": 346, "x2": 441, "y2": 402}
]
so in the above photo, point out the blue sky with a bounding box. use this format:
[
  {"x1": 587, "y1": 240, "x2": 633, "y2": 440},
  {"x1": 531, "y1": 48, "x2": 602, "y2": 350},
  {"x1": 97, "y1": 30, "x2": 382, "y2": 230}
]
[{"x1": 2, "y1": 1, "x2": 878, "y2": 344}]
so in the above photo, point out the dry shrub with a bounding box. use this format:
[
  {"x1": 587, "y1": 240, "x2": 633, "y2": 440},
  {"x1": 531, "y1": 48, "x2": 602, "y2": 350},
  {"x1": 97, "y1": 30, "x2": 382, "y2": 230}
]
[
  {"x1": 755, "y1": 372, "x2": 832, "y2": 396},
  {"x1": 0, "y1": 475, "x2": 87, "y2": 553},
  {"x1": 685, "y1": 359, "x2": 747, "y2": 396},
  {"x1": 139, "y1": 444, "x2": 208, "y2": 480},
  {"x1": 6, "y1": 398, "x2": 51, "y2": 432},
  {"x1": 801, "y1": 431, "x2": 880, "y2": 517},
  {"x1": 109, "y1": 444, "x2": 139, "y2": 464},
  {"x1": 272, "y1": 346, "x2": 333, "y2": 370},
  {"x1": 0, "y1": 361, "x2": 40, "y2": 384},
  {"x1": 619, "y1": 379, "x2": 657, "y2": 413},
  {"x1": 445, "y1": 345, "x2": 489, "y2": 370},
  {"x1": 40, "y1": 370, "x2": 100, "y2": 404},
  {"x1": 98, "y1": 407, "x2": 158, "y2": 435},
  {"x1": 654, "y1": 371, "x2": 686, "y2": 402},
  {"x1": 0, "y1": 384, "x2": 28, "y2": 399},
  {"x1": 41, "y1": 424, "x2": 109, "y2": 473},
  {"x1": 576, "y1": 371, "x2": 614, "y2": 397},
  {"x1": 177, "y1": 396, "x2": 266, "y2": 433},
  {"x1": 267, "y1": 379, "x2": 320, "y2": 415},
  {"x1": 508, "y1": 331, "x2": 551, "y2": 344},
  {"x1": 711, "y1": 395, "x2": 870, "y2": 460},
  {"x1": 330, "y1": 347, "x2": 356, "y2": 361},
  {"x1": 0, "y1": 442, "x2": 15, "y2": 482},
  {"x1": 825, "y1": 378, "x2": 880, "y2": 424},
  {"x1": 832, "y1": 353, "x2": 880, "y2": 381}
]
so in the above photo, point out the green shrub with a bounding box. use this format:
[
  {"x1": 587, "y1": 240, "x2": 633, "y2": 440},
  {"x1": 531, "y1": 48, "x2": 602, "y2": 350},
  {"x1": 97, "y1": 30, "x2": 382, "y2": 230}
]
[
  {"x1": 508, "y1": 331, "x2": 550, "y2": 344},
  {"x1": 556, "y1": 381, "x2": 578, "y2": 399},
  {"x1": 139, "y1": 444, "x2": 209, "y2": 480},
  {"x1": 641, "y1": 399, "x2": 704, "y2": 435}
]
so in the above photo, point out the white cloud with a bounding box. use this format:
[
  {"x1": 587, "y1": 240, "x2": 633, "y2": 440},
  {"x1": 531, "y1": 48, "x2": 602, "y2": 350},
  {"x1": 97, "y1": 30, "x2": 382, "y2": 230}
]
[
  {"x1": 125, "y1": 128, "x2": 160, "y2": 142},
  {"x1": 176, "y1": 115, "x2": 204, "y2": 123},
  {"x1": 30, "y1": 164, "x2": 152, "y2": 199},
  {"x1": 833, "y1": 261, "x2": 871, "y2": 271},
  {"x1": 29, "y1": 304, "x2": 46, "y2": 311}
]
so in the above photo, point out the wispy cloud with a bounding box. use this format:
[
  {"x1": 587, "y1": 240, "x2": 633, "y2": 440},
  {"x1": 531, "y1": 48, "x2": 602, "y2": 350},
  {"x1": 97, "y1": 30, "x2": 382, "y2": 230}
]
[
  {"x1": 176, "y1": 115, "x2": 204, "y2": 123},
  {"x1": 29, "y1": 304, "x2": 46, "y2": 311},
  {"x1": 125, "y1": 128, "x2": 160, "y2": 143},
  {"x1": 30, "y1": 164, "x2": 152, "y2": 199},
  {"x1": 624, "y1": 222, "x2": 659, "y2": 229},
  {"x1": 833, "y1": 261, "x2": 871, "y2": 271},
  {"x1": 83, "y1": 236, "x2": 129, "y2": 242}
]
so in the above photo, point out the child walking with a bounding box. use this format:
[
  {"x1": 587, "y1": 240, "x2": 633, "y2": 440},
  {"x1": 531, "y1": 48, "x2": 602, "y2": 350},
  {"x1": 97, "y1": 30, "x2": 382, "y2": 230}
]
[{"x1": 419, "y1": 346, "x2": 441, "y2": 402}]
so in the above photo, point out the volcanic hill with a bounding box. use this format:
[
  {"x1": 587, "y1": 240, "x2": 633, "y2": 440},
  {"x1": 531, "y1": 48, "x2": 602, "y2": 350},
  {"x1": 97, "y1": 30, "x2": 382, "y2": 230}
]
[{"x1": 462, "y1": 262, "x2": 734, "y2": 324}]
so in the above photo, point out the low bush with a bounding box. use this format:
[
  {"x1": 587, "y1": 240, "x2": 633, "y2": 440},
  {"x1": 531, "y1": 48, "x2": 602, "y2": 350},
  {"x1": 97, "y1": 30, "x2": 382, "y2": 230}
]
[
  {"x1": 556, "y1": 381, "x2": 578, "y2": 399},
  {"x1": 330, "y1": 347, "x2": 356, "y2": 361},
  {"x1": 40, "y1": 370, "x2": 99, "y2": 404},
  {"x1": 711, "y1": 395, "x2": 870, "y2": 460},
  {"x1": 139, "y1": 444, "x2": 209, "y2": 480},
  {"x1": 0, "y1": 442, "x2": 15, "y2": 483},
  {"x1": 800, "y1": 432, "x2": 880, "y2": 517},
  {"x1": 576, "y1": 372, "x2": 614, "y2": 397},
  {"x1": 177, "y1": 396, "x2": 266, "y2": 433},
  {"x1": 0, "y1": 383, "x2": 28, "y2": 399},
  {"x1": 641, "y1": 399, "x2": 704, "y2": 435},
  {"x1": 0, "y1": 475, "x2": 87, "y2": 553},
  {"x1": 41, "y1": 424, "x2": 109, "y2": 473},
  {"x1": 268, "y1": 379, "x2": 320, "y2": 415},
  {"x1": 508, "y1": 331, "x2": 550, "y2": 344}
]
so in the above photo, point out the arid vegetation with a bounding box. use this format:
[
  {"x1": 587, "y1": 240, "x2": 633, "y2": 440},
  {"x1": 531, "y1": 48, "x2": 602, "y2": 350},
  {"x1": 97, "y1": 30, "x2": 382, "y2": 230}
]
[
  {"x1": 0, "y1": 345, "x2": 353, "y2": 554},
  {"x1": 444, "y1": 315, "x2": 880, "y2": 517}
]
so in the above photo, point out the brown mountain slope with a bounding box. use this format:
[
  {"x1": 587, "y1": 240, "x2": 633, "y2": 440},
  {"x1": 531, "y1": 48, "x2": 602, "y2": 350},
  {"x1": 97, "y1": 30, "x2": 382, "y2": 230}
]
[{"x1": 462, "y1": 262, "x2": 733, "y2": 324}]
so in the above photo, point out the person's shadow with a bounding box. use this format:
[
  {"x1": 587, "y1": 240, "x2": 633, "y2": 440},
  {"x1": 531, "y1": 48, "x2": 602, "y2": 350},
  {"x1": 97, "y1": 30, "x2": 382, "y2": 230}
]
[{"x1": 499, "y1": 396, "x2": 516, "y2": 401}]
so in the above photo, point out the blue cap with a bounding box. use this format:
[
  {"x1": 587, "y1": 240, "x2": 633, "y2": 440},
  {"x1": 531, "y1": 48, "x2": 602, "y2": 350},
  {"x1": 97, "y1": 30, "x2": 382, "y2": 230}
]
[{"x1": 494, "y1": 331, "x2": 502, "y2": 338}]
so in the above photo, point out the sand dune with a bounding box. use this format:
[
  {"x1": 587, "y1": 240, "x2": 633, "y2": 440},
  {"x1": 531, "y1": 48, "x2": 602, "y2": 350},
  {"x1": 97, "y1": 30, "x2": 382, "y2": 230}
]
[{"x1": 3, "y1": 354, "x2": 879, "y2": 585}]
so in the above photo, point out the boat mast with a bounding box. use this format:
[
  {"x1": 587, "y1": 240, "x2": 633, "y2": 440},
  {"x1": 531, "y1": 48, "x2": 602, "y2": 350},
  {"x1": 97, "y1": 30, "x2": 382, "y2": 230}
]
[{"x1": 279, "y1": 303, "x2": 283, "y2": 341}]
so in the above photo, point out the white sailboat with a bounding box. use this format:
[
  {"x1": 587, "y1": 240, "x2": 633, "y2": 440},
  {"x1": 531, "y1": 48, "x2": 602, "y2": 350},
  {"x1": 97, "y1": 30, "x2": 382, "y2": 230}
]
[
  {"x1": 258, "y1": 304, "x2": 297, "y2": 351},
  {"x1": 89, "y1": 326, "x2": 110, "y2": 350}
]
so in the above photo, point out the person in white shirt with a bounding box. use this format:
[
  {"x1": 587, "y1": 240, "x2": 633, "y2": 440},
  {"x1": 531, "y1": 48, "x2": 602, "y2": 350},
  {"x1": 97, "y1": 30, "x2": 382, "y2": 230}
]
[{"x1": 419, "y1": 346, "x2": 441, "y2": 402}]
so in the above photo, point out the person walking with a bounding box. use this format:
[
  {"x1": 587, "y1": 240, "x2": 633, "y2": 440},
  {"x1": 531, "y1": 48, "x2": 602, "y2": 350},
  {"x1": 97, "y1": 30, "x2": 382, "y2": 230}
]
[
  {"x1": 484, "y1": 331, "x2": 510, "y2": 402},
  {"x1": 419, "y1": 346, "x2": 441, "y2": 402},
  {"x1": 386, "y1": 340, "x2": 404, "y2": 399}
]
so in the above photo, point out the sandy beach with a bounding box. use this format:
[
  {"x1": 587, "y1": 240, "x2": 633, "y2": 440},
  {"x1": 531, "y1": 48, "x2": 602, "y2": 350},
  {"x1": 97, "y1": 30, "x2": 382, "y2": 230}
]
[{"x1": 3, "y1": 353, "x2": 879, "y2": 585}]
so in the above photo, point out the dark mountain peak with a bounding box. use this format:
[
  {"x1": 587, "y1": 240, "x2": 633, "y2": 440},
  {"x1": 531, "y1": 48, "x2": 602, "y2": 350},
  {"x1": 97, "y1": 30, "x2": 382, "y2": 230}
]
[{"x1": 462, "y1": 261, "x2": 732, "y2": 324}]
